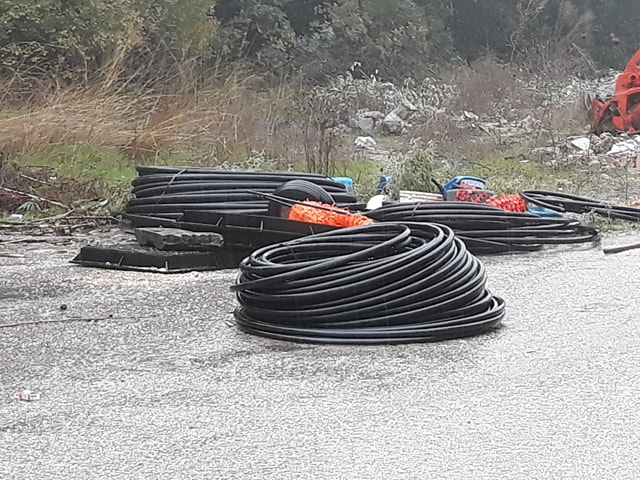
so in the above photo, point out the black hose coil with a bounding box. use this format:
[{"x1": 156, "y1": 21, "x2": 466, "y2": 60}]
[
  {"x1": 231, "y1": 223, "x2": 505, "y2": 344},
  {"x1": 124, "y1": 168, "x2": 358, "y2": 221},
  {"x1": 365, "y1": 201, "x2": 599, "y2": 254}
]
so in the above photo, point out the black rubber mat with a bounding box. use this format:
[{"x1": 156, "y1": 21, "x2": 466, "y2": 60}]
[{"x1": 71, "y1": 244, "x2": 251, "y2": 273}]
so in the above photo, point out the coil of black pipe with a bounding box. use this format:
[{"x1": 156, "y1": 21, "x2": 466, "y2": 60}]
[
  {"x1": 521, "y1": 190, "x2": 640, "y2": 222},
  {"x1": 131, "y1": 172, "x2": 346, "y2": 189},
  {"x1": 364, "y1": 201, "x2": 599, "y2": 253},
  {"x1": 131, "y1": 175, "x2": 348, "y2": 190},
  {"x1": 135, "y1": 166, "x2": 330, "y2": 178},
  {"x1": 124, "y1": 168, "x2": 358, "y2": 221},
  {"x1": 231, "y1": 223, "x2": 505, "y2": 344},
  {"x1": 131, "y1": 182, "x2": 349, "y2": 198},
  {"x1": 125, "y1": 202, "x2": 268, "y2": 215}
]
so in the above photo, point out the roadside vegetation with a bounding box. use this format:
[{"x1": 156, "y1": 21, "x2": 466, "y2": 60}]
[{"x1": 1, "y1": 0, "x2": 640, "y2": 219}]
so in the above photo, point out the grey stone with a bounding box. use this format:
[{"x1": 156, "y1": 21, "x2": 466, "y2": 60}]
[
  {"x1": 531, "y1": 146, "x2": 559, "y2": 157},
  {"x1": 357, "y1": 117, "x2": 375, "y2": 132},
  {"x1": 134, "y1": 227, "x2": 224, "y2": 251},
  {"x1": 353, "y1": 110, "x2": 385, "y2": 133},
  {"x1": 383, "y1": 112, "x2": 405, "y2": 135},
  {"x1": 361, "y1": 110, "x2": 386, "y2": 120},
  {"x1": 391, "y1": 99, "x2": 419, "y2": 121},
  {"x1": 595, "y1": 132, "x2": 615, "y2": 154},
  {"x1": 588, "y1": 159, "x2": 602, "y2": 169}
]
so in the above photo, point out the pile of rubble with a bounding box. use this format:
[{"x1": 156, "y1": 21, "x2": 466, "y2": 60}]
[
  {"x1": 350, "y1": 99, "x2": 420, "y2": 136},
  {"x1": 346, "y1": 73, "x2": 611, "y2": 151},
  {"x1": 345, "y1": 68, "x2": 640, "y2": 174},
  {"x1": 533, "y1": 133, "x2": 640, "y2": 169}
]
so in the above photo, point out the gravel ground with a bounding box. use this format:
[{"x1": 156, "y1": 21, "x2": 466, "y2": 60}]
[{"x1": 1, "y1": 228, "x2": 640, "y2": 479}]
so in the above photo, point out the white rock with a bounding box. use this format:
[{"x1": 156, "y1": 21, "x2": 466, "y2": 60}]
[
  {"x1": 608, "y1": 139, "x2": 639, "y2": 156},
  {"x1": 569, "y1": 137, "x2": 591, "y2": 152},
  {"x1": 463, "y1": 110, "x2": 480, "y2": 122},
  {"x1": 355, "y1": 136, "x2": 377, "y2": 150}
]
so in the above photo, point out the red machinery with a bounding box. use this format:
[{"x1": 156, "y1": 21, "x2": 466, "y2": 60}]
[{"x1": 590, "y1": 49, "x2": 640, "y2": 135}]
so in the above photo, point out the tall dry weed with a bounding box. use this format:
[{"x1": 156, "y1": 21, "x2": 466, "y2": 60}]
[
  {"x1": 447, "y1": 58, "x2": 534, "y2": 116},
  {"x1": 0, "y1": 66, "x2": 293, "y2": 162}
]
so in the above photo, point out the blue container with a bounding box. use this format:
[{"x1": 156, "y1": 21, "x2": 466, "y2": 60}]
[
  {"x1": 527, "y1": 204, "x2": 563, "y2": 217},
  {"x1": 375, "y1": 175, "x2": 392, "y2": 194},
  {"x1": 332, "y1": 177, "x2": 355, "y2": 194},
  {"x1": 442, "y1": 176, "x2": 487, "y2": 192}
]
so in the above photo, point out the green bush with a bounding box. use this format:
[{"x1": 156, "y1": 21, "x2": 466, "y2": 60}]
[
  {"x1": 0, "y1": 0, "x2": 142, "y2": 74},
  {"x1": 0, "y1": 0, "x2": 215, "y2": 77},
  {"x1": 134, "y1": 0, "x2": 216, "y2": 60},
  {"x1": 0, "y1": 0, "x2": 638, "y2": 83}
]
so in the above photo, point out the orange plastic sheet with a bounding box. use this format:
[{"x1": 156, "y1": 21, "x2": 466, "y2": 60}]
[{"x1": 288, "y1": 201, "x2": 374, "y2": 227}]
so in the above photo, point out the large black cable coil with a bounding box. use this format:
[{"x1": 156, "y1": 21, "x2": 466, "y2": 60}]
[
  {"x1": 364, "y1": 201, "x2": 599, "y2": 254},
  {"x1": 123, "y1": 167, "x2": 358, "y2": 222},
  {"x1": 231, "y1": 223, "x2": 505, "y2": 344},
  {"x1": 134, "y1": 166, "x2": 330, "y2": 178}
]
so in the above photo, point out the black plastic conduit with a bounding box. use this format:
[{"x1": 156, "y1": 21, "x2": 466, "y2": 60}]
[
  {"x1": 231, "y1": 223, "x2": 505, "y2": 344},
  {"x1": 124, "y1": 167, "x2": 357, "y2": 222},
  {"x1": 365, "y1": 201, "x2": 599, "y2": 254}
]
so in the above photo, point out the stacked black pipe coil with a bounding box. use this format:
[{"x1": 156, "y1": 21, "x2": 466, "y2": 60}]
[
  {"x1": 364, "y1": 201, "x2": 599, "y2": 254},
  {"x1": 123, "y1": 166, "x2": 357, "y2": 222},
  {"x1": 232, "y1": 223, "x2": 505, "y2": 344},
  {"x1": 521, "y1": 190, "x2": 640, "y2": 222}
]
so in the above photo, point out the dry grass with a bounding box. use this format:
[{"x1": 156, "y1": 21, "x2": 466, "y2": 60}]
[
  {"x1": 446, "y1": 58, "x2": 534, "y2": 116},
  {"x1": 406, "y1": 58, "x2": 533, "y2": 158},
  {"x1": 408, "y1": 56, "x2": 593, "y2": 159},
  {"x1": 0, "y1": 56, "x2": 592, "y2": 168},
  {"x1": 0, "y1": 72, "x2": 296, "y2": 163}
]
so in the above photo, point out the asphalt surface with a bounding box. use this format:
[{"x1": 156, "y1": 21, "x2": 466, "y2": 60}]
[{"x1": 1, "y1": 229, "x2": 640, "y2": 479}]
